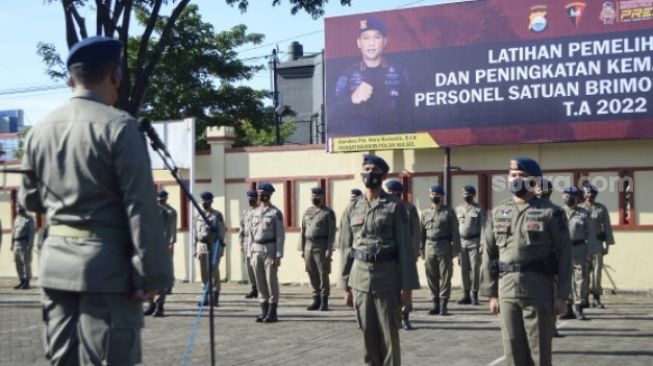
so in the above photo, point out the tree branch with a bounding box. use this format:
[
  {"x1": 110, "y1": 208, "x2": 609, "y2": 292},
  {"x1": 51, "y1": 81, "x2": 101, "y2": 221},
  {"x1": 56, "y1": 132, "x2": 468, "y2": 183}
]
[
  {"x1": 133, "y1": 0, "x2": 163, "y2": 89},
  {"x1": 62, "y1": 0, "x2": 80, "y2": 48},
  {"x1": 95, "y1": 0, "x2": 113, "y2": 35},
  {"x1": 117, "y1": 0, "x2": 132, "y2": 109},
  {"x1": 111, "y1": 0, "x2": 126, "y2": 35},
  {"x1": 128, "y1": 0, "x2": 191, "y2": 114},
  {"x1": 66, "y1": 0, "x2": 88, "y2": 39}
]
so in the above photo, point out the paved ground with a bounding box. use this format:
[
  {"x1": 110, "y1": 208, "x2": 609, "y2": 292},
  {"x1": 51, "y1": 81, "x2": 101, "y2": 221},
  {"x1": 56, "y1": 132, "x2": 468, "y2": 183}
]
[{"x1": 1, "y1": 278, "x2": 652, "y2": 366}]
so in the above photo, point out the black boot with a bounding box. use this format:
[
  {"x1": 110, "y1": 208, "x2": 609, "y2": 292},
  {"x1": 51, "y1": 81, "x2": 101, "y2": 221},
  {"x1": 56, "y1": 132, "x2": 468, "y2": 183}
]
[
  {"x1": 13, "y1": 279, "x2": 25, "y2": 290},
  {"x1": 319, "y1": 294, "x2": 329, "y2": 311},
  {"x1": 553, "y1": 328, "x2": 564, "y2": 338},
  {"x1": 144, "y1": 302, "x2": 156, "y2": 316},
  {"x1": 263, "y1": 302, "x2": 278, "y2": 323},
  {"x1": 152, "y1": 304, "x2": 165, "y2": 317},
  {"x1": 245, "y1": 286, "x2": 258, "y2": 299},
  {"x1": 401, "y1": 312, "x2": 413, "y2": 330},
  {"x1": 582, "y1": 295, "x2": 590, "y2": 309},
  {"x1": 212, "y1": 292, "x2": 220, "y2": 307},
  {"x1": 256, "y1": 302, "x2": 269, "y2": 323},
  {"x1": 21, "y1": 279, "x2": 30, "y2": 290},
  {"x1": 472, "y1": 291, "x2": 480, "y2": 306},
  {"x1": 457, "y1": 292, "x2": 472, "y2": 305},
  {"x1": 307, "y1": 295, "x2": 320, "y2": 311},
  {"x1": 560, "y1": 303, "x2": 575, "y2": 319},
  {"x1": 439, "y1": 299, "x2": 449, "y2": 316},
  {"x1": 428, "y1": 298, "x2": 440, "y2": 315},
  {"x1": 574, "y1": 304, "x2": 587, "y2": 320},
  {"x1": 593, "y1": 294, "x2": 605, "y2": 309}
]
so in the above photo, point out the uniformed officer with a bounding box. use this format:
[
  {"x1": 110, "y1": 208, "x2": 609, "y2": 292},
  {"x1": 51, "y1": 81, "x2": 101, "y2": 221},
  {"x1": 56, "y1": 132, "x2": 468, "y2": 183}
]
[
  {"x1": 300, "y1": 187, "x2": 336, "y2": 311},
  {"x1": 560, "y1": 186, "x2": 595, "y2": 321},
  {"x1": 581, "y1": 184, "x2": 615, "y2": 309},
  {"x1": 338, "y1": 187, "x2": 363, "y2": 302},
  {"x1": 195, "y1": 191, "x2": 226, "y2": 307},
  {"x1": 144, "y1": 190, "x2": 178, "y2": 317},
  {"x1": 331, "y1": 18, "x2": 410, "y2": 136},
  {"x1": 384, "y1": 179, "x2": 420, "y2": 330},
  {"x1": 249, "y1": 182, "x2": 285, "y2": 323},
  {"x1": 19, "y1": 36, "x2": 173, "y2": 365},
  {"x1": 340, "y1": 155, "x2": 419, "y2": 365},
  {"x1": 455, "y1": 185, "x2": 485, "y2": 306},
  {"x1": 240, "y1": 190, "x2": 259, "y2": 299},
  {"x1": 11, "y1": 205, "x2": 36, "y2": 290},
  {"x1": 350, "y1": 188, "x2": 363, "y2": 202},
  {"x1": 421, "y1": 184, "x2": 460, "y2": 316},
  {"x1": 481, "y1": 157, "x2": 572, "y2": 366}
]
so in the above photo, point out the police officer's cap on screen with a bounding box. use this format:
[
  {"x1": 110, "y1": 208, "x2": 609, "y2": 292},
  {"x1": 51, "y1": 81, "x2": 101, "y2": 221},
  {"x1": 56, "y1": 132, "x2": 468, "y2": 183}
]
[
  {"x1": 385, "y1": 179, "x2": 403, "y2": 193},
  {"x1": 430, "y1": 184, "x2": 445, "y2": 195},
  {"x1": 510, "y1": 156, "x2": 542, "y2": 178},
  {"x1": 257, "y1": 182, "x2": 276, "y2": 193},
  {"x1": 200, "y1": 191, "x2": 214, "y2": 200},
  {"x1": 311, "y1": 187, "x2": 324, "y2": 196},
  {"x1": 362, "y1": 154, "x2": 389, "y2": 173},
  {"x1": 66, "y1": 36, "x2": 122, "y2": 68},
  {"x1": 359, "y1": 17, "x2": 387, "y2": 36},
  {"x1": 246, "y1": 190, "x2": 257, "y2": 198},
  {"x1": 463, "y1": 185, "x2": 476, "y2": 195},
  {"x1": 157, "y1": 190, "x2": 169, "y2": 199}
]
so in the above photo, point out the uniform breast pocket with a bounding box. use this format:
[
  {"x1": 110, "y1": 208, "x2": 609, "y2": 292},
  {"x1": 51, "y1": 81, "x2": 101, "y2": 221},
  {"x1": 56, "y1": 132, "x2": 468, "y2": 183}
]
[
  {"x1": 525, "y1": 220, "x2": 545, "y2": 245},
  {"x1": 375, "y1": 216, "x2": 393, "y2": 236},
  {"x1": 263, "y1": 217, "x2": 274, "y2": 229}
]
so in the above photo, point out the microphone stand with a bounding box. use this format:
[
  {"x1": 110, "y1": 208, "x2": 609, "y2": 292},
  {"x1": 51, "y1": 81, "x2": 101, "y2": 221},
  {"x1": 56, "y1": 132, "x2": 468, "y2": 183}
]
[{"x1": 139, "y1": 119, "x2": 218, "y2": 366}]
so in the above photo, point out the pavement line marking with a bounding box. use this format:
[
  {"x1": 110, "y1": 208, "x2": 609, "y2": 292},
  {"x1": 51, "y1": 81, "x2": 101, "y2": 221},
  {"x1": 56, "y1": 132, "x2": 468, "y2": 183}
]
[{"x1": 485, "y1": 321, "x2": 568, "y2": 366}]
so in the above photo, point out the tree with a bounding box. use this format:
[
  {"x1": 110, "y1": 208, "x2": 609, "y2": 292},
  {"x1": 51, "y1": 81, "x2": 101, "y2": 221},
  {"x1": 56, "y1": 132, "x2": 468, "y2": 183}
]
[{"x1": 40, "y1": 0, "x2": 352, "y2": 117}]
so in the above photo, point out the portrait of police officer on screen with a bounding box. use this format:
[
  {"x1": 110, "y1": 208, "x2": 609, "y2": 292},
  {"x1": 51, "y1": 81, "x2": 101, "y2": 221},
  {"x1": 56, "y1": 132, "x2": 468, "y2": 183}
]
[{"x1": 331, "y1": 17, "x2": 411, "y2": 136}]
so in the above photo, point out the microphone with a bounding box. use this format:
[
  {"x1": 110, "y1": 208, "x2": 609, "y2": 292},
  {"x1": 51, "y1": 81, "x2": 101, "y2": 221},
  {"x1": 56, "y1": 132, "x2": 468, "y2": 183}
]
[{"x1": 138, "y1": 117, "x2": 169, "y2": 156}]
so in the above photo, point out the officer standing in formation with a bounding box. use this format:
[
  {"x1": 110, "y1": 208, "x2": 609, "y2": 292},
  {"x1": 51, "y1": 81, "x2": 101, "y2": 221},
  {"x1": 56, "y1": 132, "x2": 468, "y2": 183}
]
[
  {"x1": 195, "y1": 191, "x2": 226, "y2": 307},
  {"x1": 240, "y1": 190, "x2": 259, "y2": 299},
  {"x1": 340, "y1": 155, "x2": 420, "y2": 366},
  {"x1": 300, "y1": 187, "x2": 336, "y2": 311},
  {"x1": 581, "y1": 184, "x2": 615, "y2": 308},
  {"x1": 11, "y1": 205, "x2": 36, "y2": 290},
  {"x1": 350, "y1": 188, "x2": 363, "y2": 201},
  {"x1": 250, "y1": 182, "x2": 285, "y2": 323},
  {"x1": 144, "y1": 190, "x2": 178, "y2": 317},
  {"x1": 421, "y1": 184, "x2": 460, "y2": 316},
  {"x1": 384, "y1": 179, "x2": 421, "y2": 330},
  {"x1": 19, "y1": 36, "x2": 173, "y2": 365},
  {"x1": 481, "y1": 157, "x2": 572, "y2": 366},
  {"x1": 455, "y1": 185, "x2": 485, "y2": 306},
  {"x1": 559, "y1": 186, "x2": 595, "y2": 321}
]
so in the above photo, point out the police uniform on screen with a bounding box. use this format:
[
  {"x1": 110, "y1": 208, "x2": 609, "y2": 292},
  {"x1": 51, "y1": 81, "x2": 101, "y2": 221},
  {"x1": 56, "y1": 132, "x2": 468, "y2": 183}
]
[{"x1": 331, "y1": 18, "x2": 411, "y2": 136}]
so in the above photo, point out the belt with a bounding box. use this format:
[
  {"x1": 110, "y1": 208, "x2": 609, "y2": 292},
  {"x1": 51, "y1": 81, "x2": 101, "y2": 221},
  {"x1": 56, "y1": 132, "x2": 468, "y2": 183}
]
[
  {"x1": 306, "y1": 235, "x2": 328, "y2": 241},
  {"x1": 254, "y1": 238, "x2": 276, "y2": 245},
  {"x1": 12, "y1": 236, "x2": 28, "y2": 241},
  {"x1": 350, "y1": 248, "x2": 398, "y2": 263},
  {"x1": 461, "y1": 234, "x2": 480, "y2": 240},
  {"x1": 48, "y1": 224, "x2": 131, "y2": 242},
  {"x1": 572, "y1": 239, "x2": 586, "y2": 246},
  {"x1": 427, "y1": 235, "x2": 451, "y2": 242},
  {"x1": 499, "y1": 261, "x2": 549, "y2": 275}
]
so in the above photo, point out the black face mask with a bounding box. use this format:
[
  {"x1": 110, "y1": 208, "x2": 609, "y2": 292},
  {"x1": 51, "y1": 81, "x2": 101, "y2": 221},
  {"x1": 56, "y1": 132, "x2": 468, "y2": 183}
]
[
  {"x1": 431, "y1": 196, "x2": 441, "y2": 205},
  {"x1": 464, "y1": 196, "x2": 474, "y2": 204},
  {"x1": 541, "y1": 191, "x2": 552, "y2": 199},
  {"x1": 259, "y1": 194, "x2": 270, "y2": 203},
  {"x1": 563, "y1": 197, "x2": 576, "y2": 207},
  {"x1": 312, "y1": 198, "x2": 322, "y2": 206},
  {"x1": 248, "y1": 198, "x2": 258, "y2": 207},
  {"x1": 202, "y1": 202, "x2": 211, "y2": 210},
  {"x1": 362, "y1": 172, "x2": 384, "y2": 189},
  {"x1": 510, "y1": 178, "x2": 531, "y2": 198}
]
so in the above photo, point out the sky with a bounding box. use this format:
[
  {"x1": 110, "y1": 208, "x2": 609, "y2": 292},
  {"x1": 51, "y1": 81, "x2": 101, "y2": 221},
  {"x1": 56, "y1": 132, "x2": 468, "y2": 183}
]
[{"x1": 0, "y1": 0, "x2": 457, "y2": 125}]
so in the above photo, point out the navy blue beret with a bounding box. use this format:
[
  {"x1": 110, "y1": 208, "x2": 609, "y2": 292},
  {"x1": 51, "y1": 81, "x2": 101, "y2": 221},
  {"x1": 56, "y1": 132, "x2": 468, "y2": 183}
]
[
  {"x1": 311, "y1": 187, "x2": 324, "y2": 195},
  {"x1": 540, "y1": 178, "x2": 553, "y2": 191},
  {"x1": 563, "y1": 186, "x2": 582, "y2": 198},
  {"x1": 200, "y1": 191, "x2": 214, "y2": 200},
  {"x1": 157, "y1": 190, "x2": 169, "y2": 198},
  {"x1": 583, "y1": 184, "x2": 598, "y2": 194},
  {"x1": 510, "y1": 156, "x2": 542, "y2": 178},
  {"x1": 359, "y1": 17, "x2": 387, "y2": 36},
  {"x1": 385, "y1": 179, "x2": 403, "y2": 193},
  {"x1": 257, "y1": 182, "x2": 275, "y2": 193},
  {"x1": 351, "y1": 189, "x2": 362, "y2": 196},
  {"x1": 246, "y1": 190, "x2": 257, "y2": 198},
  {"x1": 430, "y1": 185, "x2": 445, "y2": 195},
  {"x1": 66, "y1": 36, "x2": 122, "y2": 68},
  {"x1": 463, "y1": 185, "x2": 476, "y2": 195},
  {"x1": 362, "y1": 154, "x2": 389, "y2": 173}
]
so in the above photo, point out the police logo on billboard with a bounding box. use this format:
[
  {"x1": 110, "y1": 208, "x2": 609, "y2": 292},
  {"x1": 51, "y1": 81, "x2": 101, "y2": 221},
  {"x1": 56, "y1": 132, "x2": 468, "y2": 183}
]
[
  {"x1": 600, "y1": 1, "x2": 617, "y2": 24},
  {"x1": 565, "y1": 1, "x2": 587, "y2": 27},
  {"x1": 618, "y1": 0, "x2": 653, "y2": 22},
  {"x1": 529, "y1": 5, "x2": 548, "y2": 32}
]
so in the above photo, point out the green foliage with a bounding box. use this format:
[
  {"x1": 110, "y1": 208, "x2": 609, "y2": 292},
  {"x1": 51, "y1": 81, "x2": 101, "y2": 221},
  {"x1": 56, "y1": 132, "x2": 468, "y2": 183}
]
[
  {"x1": 240, "y1": 118, "x2": 296, "y2": 146},
  {"x1": 226, "y1": 0, "x2": 352, "y2": 18},
  {"x1": 13, "y1": 127, "x2": 31, "y2": 160}
]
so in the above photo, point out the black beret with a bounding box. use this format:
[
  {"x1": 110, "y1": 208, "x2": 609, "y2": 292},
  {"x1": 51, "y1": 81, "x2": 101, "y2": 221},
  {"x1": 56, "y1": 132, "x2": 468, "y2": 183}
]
[{"x1": 67, "y1": 36, "x2": 122, "y2": 68}]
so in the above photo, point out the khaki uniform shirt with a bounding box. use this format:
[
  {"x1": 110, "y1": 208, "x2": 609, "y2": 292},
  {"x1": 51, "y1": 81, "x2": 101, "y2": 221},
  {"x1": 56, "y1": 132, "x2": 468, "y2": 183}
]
[
  {"x1": 163, "y1": 203, "x2": 177, "y2": 245},
  {"x1": 566, "y1": 205, "x2": 596, "y2": 256},
  {"x1": 456, "y1": 202, "x2": 486, "y2": 249},
  {"x1": 300, "y1": 205, "x2": 336, "y2": 252},
  {"x1": 340, "y1": 192, "x2": 420, "y2": 293},
  {"x1": 19, "y1": 89, "x2": 172, "y2": 292},
  {"x1": 249, "y1": 204, "x2": 285, "y2": 258},
  {"x1": 420, "y1": 205, "x2": 461, "y2": 256},
  {"x1": 194, "y1": 208, "x2": 226, "y2": 254},
  {"x1": 580, "y1": 202, "x2": 615, "y2": 254},
  {"x1": 481, "y1": 197, "x2": 572, "y2": 300},
  {"x1": 404, "y1": 201, "x2": 422, "y2": 260},
  {"x1": 11, "y1": 214, "x2": 35, "y2": 250},
  {"x1": 239, "y1": 206, "x2": 256, "y2": 257}
]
